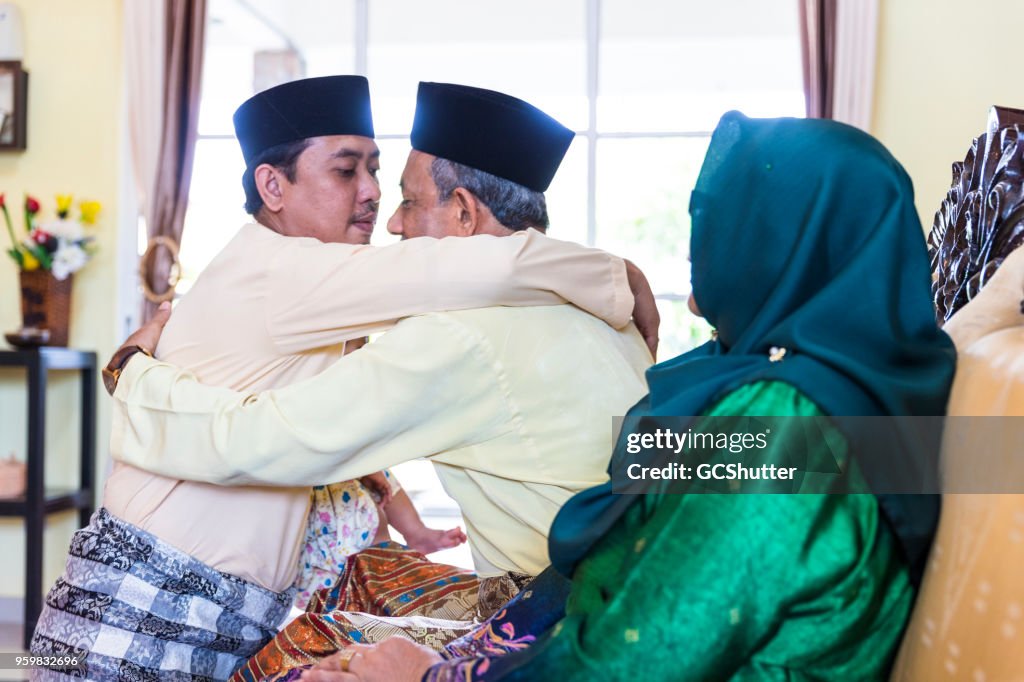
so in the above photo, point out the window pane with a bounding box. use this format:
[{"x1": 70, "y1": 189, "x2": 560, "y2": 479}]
[
  {"x1": 544, "y1": 136, "x2": 587, "y2": 245},
  {"x1": 372, "y1": 137, "x2": 411, "y2": 246},
  {"x1": 201, "y1": 0, "x2": 355, "y2": 135},
  {"x1": 655, "y1": 299, "x2": 713, "y2": 361},
  {"x1": 599, "y1": 0, "x2": 804, "y2": 132},
  {"x1": 268, "y1": 0, "x2": 356, "y2": 75},
  {"x1": 179, "y1": 138, "x2": 250, "y2": 294},
  {"x1": 594, "y1": 137, "x2": 709, "y2": 296},
  {"x1": 197, "y1": 45, "x2": 259, "y2": 135},
  {"x1": 368, "y1": 0, "x2": 586, "y2": 135}
]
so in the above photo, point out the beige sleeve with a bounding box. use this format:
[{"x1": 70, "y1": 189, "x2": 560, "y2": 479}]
[
  {"x1": 266, "y1": 229, "x2": 632, "y2": 353},
  {"x1": 109, "y1": 314, "x2": 510, "y2": 486}
]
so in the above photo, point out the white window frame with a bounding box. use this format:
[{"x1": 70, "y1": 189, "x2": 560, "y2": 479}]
[{"x1": 189, "y1": 0, "x2": 715, "y2": 307}]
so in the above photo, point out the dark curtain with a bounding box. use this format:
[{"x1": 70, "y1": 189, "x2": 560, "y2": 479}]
[{"x1": 798, "y1": 0, "x2": 836, "y2": 119}]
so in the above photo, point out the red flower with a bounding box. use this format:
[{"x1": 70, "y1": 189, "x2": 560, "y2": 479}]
[
  {"x1": 31, "y1": 230, "x2": 51, "y2": 245},
  {"x1": 25, "y1": 196, "x2": 40, "y2": 214},
  {"x1": 0, "y1": 193, "x2": 5, "y2": 208}
]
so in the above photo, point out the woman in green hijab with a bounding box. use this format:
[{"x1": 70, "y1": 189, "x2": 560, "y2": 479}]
[{"x1": 302, "y1": 113, "x2": 956, "y2": 682}]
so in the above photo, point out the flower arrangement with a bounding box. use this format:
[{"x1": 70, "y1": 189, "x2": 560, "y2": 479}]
[{"x1": 3, "y1": 194, "x2": 100, "y2": 280}]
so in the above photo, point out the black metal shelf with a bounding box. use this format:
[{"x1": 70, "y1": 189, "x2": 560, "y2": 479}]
[
  {"x1": 0, "y1": 487, "x2": 93, "y2": 516},
  {"x1": 0, "y1": 347, "x2": 96, "y2": 370},
  {"x1": 0, "y1": 347, "x2": 97, "y2": 650}
]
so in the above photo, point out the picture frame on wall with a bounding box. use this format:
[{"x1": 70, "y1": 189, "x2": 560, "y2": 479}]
[{"x1": 0, "y1": 60, "x2": 27, "y2": 150}]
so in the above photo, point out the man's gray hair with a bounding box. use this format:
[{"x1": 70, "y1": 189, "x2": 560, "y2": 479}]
[{"x1": 430, "y1": 157, "x2": 550, "y2": 231}]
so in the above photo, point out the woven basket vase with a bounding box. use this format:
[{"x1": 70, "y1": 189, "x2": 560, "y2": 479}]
[{"x1": 20, "y1": 270, "x2": 73, "y2": 346}]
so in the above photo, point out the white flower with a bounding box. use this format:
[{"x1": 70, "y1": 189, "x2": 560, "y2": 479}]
[
  {"x1": 39, "y1": 218, "x2": 83, "y2": 240},
  {"x1": 51, "y1": 242, "x2": 88, "y2": 280}
]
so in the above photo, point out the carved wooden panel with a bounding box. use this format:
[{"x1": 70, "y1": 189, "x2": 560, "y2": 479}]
[
  {"x1": 988, "y1": 105, "x2": 1024, "y2": 133},
  {"x1": 928, "y1": 120, "x2": 1024, "y2": 323}
]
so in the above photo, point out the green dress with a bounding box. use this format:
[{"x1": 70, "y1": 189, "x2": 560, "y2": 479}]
[{"x1": 504, "y1": 381, "x2": 911, "y2": 681}]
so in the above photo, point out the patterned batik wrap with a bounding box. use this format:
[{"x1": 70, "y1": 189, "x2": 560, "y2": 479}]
[
  {"x1": 296, "y1": 472, "x2": 403, "y2": 609},
  {"x1": 30, "y1": 508, "x2": 293, "y2": 681},
  {"x1": 232, "y1": 542, "x2": 530, "y2": 682},
  {"x1": 423, "y1": 566, "x2": 573, "y2": 682}
]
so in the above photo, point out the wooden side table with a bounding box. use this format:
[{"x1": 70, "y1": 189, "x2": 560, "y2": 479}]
[{"x1": 0, "y1": 348, "x2": 97, "y2": 650}]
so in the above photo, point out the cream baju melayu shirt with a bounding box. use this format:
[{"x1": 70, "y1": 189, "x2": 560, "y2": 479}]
[{"x1": 103, "y1": 222, "x2": 638, "y2": 592}]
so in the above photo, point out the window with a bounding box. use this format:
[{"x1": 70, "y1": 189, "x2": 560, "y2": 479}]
[{"x1": 183, "y1": 0, "x2": 804, "y2": 359}]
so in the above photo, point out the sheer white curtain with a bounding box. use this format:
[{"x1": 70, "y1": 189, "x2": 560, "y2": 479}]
[
  {"x1": 800, "y1": 0, "x2": 879, "y2": 131},
  {"x1": 832, "y1": 0, "x2": 879, "y2": 131},
  {"x1": 118, "y1": 2, "x2": 165, "y2": 337},
  {"x1": 124, "y1": 2, "x2": 165, "y2": 243}
]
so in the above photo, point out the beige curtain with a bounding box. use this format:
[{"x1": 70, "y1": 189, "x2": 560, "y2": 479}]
[
  {"x1": 798, "y1": 0, "x2": 836, "y2": 119},
  {"x1": 141, "y1": 0, "x2": 206, "y2": 321},
  {"x1": 125, "y1": 1, "x2": 164, "y2": 258},
  {"x1": 832, "y1": 0, "x2": 879, "y2": 131}
]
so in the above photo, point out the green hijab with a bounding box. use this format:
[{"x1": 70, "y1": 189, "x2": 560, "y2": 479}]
[{"x1": 549, "y1": 112, "x2": 956, "y2": 581}]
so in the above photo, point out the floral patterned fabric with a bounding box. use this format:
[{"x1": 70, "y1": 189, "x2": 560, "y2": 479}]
[{"x1": 294, "y1": 472, "x2": 401, "y2": 609}]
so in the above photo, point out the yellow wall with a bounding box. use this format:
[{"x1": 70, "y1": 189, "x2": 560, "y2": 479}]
[
  {"x1": 871, "y1": 0, "x2": 1023, "y2": 229},
  {"x1": 0, "y1": 0, "x2": 123, "y2": 598}
]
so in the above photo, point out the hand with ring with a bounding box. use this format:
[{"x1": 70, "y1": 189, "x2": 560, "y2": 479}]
[{"x1": 300, "y1": 638, "x2": 443, "y2": 681}]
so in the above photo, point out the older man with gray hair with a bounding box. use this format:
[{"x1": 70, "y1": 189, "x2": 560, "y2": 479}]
[{"x1": 387, "y1": 81, "x2": 575, "y2": 240}]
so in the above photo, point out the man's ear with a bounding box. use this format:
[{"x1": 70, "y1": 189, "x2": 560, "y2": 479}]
[
  {"x1": 254, "y1": 164, "x2": 285, "y2": 213},
  {"x1": 449, "y1": 187, "x2": 481, "y2": 236}
]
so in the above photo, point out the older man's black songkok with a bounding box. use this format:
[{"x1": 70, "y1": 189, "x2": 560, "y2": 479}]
[
  {"x1": 411, "y1": 82, "x2": 574, "y2": 193},
  {"x1": 233, "y1": 75, "x2": 375, "y2": 168}
]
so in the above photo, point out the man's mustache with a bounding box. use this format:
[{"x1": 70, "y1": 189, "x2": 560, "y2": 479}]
[{"x1": 352, "y1": 203, "x2": 380, "y2": 223}]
